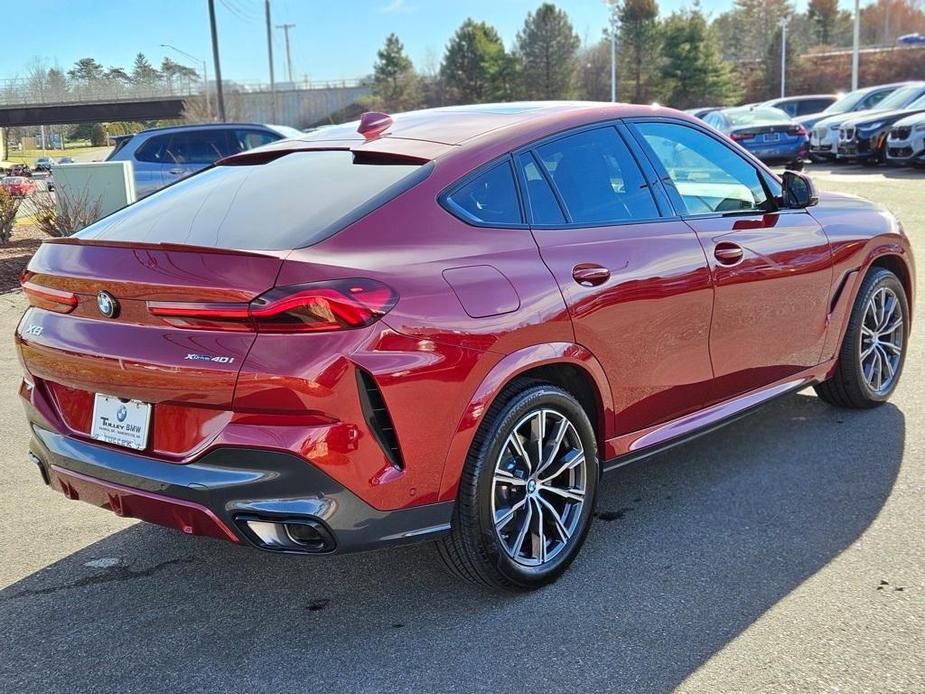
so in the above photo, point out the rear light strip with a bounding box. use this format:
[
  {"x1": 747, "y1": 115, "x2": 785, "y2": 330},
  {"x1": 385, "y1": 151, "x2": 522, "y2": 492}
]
[
  {"x1": 21, "y1": 279, "x2": 78, "y2": 314},
  {"x1": 147, "y1": 279, "x2": 397, "y2": 333}
]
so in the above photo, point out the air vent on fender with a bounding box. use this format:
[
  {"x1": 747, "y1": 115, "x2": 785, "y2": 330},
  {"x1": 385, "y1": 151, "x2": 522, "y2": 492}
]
[{"x1": 356, "y1": 368, "x2": 404, "y2": 470}]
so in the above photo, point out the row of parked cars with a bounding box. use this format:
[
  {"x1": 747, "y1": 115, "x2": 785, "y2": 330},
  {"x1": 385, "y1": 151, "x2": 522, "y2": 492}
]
[{"x1": 690, "y1": 80, "x2": 925, "y2": 168}]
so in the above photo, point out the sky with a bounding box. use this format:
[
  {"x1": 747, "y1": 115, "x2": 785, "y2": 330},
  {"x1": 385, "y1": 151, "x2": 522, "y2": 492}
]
[{"x1": 0, "y1": 0, "x2": 860, "y2": 84}]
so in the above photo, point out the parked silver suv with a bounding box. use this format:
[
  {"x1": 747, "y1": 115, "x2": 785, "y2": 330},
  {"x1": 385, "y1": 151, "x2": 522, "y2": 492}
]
[{"x1": 106, "y1": 123, "x2": 302, "y2": 197}]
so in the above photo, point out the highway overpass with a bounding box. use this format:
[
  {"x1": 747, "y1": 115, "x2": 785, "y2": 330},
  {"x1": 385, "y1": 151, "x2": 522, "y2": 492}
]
[{"x1": 0, "y1": 79, "x2": 370, "y2": 128}]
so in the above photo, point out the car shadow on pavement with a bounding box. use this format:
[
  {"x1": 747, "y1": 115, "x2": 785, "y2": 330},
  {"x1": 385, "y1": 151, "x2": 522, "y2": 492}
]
[{"x1": 0, "y1": 391, "x2": 905, "y2": 693}]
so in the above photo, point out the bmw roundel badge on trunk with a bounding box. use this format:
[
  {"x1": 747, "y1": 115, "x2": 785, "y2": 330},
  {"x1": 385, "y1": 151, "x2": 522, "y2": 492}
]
[{"x1": 97, "y1": 291, "x2": 118, "y2": 319}]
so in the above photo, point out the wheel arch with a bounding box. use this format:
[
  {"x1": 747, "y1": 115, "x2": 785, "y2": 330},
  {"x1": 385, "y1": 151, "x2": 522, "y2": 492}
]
[
  {"x1": 436, "y1": 343, "x2": 613, "y2": 503},
  {"x1": 868, "y1": 252, "x2": 914, "y2": 321}
]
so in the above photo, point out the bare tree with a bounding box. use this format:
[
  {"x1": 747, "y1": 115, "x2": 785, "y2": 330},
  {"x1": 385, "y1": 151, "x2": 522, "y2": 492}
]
[
  {"x1": 26, "y1": 189, "x2": 103, "y2": 238},
  {"x1": 0, "y1": 188, "x2": 23, "y2": 245}
]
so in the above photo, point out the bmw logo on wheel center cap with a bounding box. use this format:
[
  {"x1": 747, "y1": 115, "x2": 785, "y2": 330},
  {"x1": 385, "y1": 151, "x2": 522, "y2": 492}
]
[{"x1": 97, "y1": 291, "x2": 119, "y2": 318}]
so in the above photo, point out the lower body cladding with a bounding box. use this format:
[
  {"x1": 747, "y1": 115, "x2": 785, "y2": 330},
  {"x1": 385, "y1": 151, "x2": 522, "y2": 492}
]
[
  {"x1": 27, "y1": 423, "x2": 453, "y2": 555},
  {"x1": 809, "y1": 140, "x2": 836, "y2": 160},
  {"x1": 837, "y1": 138, "x2": 874, "y2": 161},
  {"x1": 886, "y1": 138, "x2": 925, "y2": 165}
]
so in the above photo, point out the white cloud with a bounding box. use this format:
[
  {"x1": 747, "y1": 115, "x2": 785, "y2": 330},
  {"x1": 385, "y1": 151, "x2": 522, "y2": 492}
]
[{"x1": 380, "y1": 0, "x2": 410, "y2": 13}]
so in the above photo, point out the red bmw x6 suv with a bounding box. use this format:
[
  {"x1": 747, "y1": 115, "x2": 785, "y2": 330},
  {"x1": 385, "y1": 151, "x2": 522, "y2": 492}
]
[{"x1": 16, "y1": 103, "x2": 914, "y2": 590}]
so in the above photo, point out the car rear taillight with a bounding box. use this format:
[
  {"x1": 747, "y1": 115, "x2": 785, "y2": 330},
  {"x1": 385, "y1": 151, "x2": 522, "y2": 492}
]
[
  {"x1": 20, "y1": 273, "x2": 78, "y2": 314},
  {"x1": 148, "y1": 278, "x2": 397, "y2": 333},
  {"x1": 788, "y1": 125, "x2": 808, "y2": 137}
]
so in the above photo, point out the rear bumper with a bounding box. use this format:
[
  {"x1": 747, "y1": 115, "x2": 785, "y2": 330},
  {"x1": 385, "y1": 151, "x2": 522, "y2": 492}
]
[{"x1": 27, "y1": 423, "x2": 453, "y2": 555}]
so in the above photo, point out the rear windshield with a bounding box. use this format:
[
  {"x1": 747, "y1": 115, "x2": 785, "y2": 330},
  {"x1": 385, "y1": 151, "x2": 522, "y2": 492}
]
[
  {"x1": 77, "y1": 150, "x2": 428, "y2": 250},
  {"x1": 726, "y1": 108, "x2": 792, "y2": 126}
]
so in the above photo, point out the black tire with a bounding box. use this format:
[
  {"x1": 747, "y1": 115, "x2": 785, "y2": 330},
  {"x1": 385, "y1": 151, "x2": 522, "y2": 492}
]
[
  {"x1": 437, "y1": 382, "x2": 599, "y2": 591},
  {"x1": 815, "y1": 268, "x2": 909, "y2": 408}
]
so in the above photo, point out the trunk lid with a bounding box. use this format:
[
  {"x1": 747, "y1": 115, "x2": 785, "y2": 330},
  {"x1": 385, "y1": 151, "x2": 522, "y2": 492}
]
[{"x1": 17, "y1": 239, "x2": 285, "y2": 458}]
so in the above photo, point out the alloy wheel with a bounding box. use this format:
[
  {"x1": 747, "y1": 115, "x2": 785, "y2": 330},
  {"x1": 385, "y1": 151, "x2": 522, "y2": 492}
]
[
  {"x1": 860, "y1": 286, "x2": 904, "y2": 394},
  {"x1": 490, "y1": 408, "x2": 587, "y2": 567}
]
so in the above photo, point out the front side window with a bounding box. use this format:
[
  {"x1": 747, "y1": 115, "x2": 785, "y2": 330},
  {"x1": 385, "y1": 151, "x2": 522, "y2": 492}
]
[
  {"x1": 445, "y1": 161, "x2": 522, "y2": 226},
  {"x1": 534, "y1": 127, "x2": 658, "y2": 224},
  {"x1": 633, "y1": 122, "x2": 771, "y2": 215}
]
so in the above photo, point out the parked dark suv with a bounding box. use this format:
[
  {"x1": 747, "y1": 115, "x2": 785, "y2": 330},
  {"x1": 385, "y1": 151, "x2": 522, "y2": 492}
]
[{"x1": 106, "y1": 123, "x2": 303, "y2": 197}]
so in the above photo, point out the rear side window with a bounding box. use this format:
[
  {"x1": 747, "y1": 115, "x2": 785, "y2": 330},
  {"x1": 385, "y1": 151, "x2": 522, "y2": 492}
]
[
  {"x1": 798, "y1": 98, "x2": 832, "y2": 115},
  {"x1": 133, "y1": 134, "x2": 171, "y2": 163},
  {"x1": 535, "y1": 127, "x2": 658, "y2": 224},
  {"x1": 134, "y1": 130, "x2": 235, "y2": 165},
  {"x1": 76, "y1": 150, "x2": 428, "y2": 250},
  {"x1": 444, "y1": 161, "x2": 522, "y2": 226}
]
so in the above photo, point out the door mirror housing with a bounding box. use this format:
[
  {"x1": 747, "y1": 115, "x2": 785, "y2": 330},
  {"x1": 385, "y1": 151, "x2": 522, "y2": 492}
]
[{"x1": 781, "y1": 170, "x2": 818, "y2": 208}]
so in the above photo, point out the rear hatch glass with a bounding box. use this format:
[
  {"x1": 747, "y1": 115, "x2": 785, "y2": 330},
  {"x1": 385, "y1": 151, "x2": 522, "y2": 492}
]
[{"x1": 78, "y1": 150, "x2": 428, "y2": 251}]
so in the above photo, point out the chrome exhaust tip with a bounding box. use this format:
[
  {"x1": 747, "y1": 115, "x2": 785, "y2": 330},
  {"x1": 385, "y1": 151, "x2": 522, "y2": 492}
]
[{"x1": 235, "y1": 515, "x2": 335, "y2": 553}]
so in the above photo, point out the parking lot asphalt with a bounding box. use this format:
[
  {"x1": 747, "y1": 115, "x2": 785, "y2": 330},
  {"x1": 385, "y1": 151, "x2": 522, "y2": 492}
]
[{"x1": 0, "y1": 163, "x2": 922, "y2": 693}]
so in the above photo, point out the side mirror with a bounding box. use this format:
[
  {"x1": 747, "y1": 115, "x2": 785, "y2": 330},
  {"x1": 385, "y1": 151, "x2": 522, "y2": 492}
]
[{"x1": 781, "y1": 170, "x2": 818, "y2": 208}]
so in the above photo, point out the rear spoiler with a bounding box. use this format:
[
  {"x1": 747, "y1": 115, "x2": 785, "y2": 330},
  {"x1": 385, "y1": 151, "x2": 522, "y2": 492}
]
[{"x1": 217, "y1": 137, "x2": 452, "y2": 167}]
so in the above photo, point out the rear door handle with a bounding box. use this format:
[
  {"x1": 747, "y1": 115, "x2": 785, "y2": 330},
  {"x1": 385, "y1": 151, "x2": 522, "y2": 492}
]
[
  {"x1": 167, "y1": 168, "x2": 185, "y2": 176},
  {"x1": 572, "y1": 264, "x2": 611, "y2": 287},
  {"x1": 714, "y1": 242, "x2": 744, "y2": 266}
]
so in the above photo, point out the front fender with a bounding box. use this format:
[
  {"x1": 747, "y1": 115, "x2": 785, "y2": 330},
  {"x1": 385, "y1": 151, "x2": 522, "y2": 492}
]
[{"x1": 437, "y1": 342, "x2": 613, "y2": 503}]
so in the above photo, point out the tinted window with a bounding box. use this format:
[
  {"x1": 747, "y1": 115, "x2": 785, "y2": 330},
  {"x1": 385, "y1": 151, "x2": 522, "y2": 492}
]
[
  {"x1": 234, "y1": 129, "x2": 280, "y2": 152},
  {"x1": 76, "y1": 150, "x2": 426, "y2": 250},
  {"x1": 635, "y1": 122, "x2": 770, "y2": 214},
  {"x1": 134, "y1": 130, "x2": 233, "y2": 165},
  {"x1": 797, "y1": 98, "x2": 833, "y2": 116},
  {"x1": 445, "y1": 161, "x2": 522, "y2": 225},
  {"x1": 517, "y1": 152, "x2": 565, "y2": 225},
  {"x1": 535, "y1": 127, "x2": 657, "y2": 224},
  {"x1": 862, "y1": 90, "x2": 890, "y2": 109},
  {"x1": 133, "y1": 134, "x2": 171, "y2": 163}
]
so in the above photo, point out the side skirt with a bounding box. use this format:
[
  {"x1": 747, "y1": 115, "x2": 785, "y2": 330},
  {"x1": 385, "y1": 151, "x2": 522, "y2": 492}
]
[{"x1": 602, "y1": 375, "x2": 823, "y2": 473}]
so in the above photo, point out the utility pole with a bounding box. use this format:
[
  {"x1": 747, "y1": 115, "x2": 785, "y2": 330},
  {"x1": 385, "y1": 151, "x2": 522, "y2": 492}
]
[
  {"x1": 265, "y1": 0, "x2": 277, "y2": 122},
  {"x1": 208, "y1": 0, "x2": 226, "y2": 122},
  {"x1": 779, "y1": 20, "x2": 787, "y2": 99},
  {"x1": 851, "y1": 0, "x2": 861, "y2": 90},
  {"x1": 276, "y1": 22, "x2": 296, "y2": 83}
]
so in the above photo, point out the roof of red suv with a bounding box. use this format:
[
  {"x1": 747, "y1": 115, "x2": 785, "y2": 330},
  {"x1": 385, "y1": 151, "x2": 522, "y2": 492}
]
[{"x1": 225, "y1": 101, "x2": 686, "y2": 164}]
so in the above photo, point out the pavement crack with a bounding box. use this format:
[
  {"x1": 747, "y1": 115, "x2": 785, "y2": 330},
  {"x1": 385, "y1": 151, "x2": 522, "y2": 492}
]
[{"x1": 1, "y1": 556, "x2": 199, "y2": 601}]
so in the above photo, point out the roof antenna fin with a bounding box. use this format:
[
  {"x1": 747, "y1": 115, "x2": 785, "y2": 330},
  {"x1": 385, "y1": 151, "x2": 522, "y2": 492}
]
[{"x1": 357, "y1": 112, "x2": 393, "y2": 140}]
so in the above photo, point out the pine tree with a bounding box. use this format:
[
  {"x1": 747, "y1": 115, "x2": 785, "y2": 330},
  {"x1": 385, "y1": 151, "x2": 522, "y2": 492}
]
[
  {"x1": 807, "y1": 0, "x2": 840, "y2": 44},
  {"x1": 441, "y1": 19, "x2": 515, "y2": 103},
  {"x1": 515, "y1": 3, "x2": 581, "y2": 99},
  {"x1": 618, "y1": 0, "x2": 661, "y2": 103},
  {"x1": 372, "y1": 34, "x2": 422, "y2": 112},
  {"x1": 131, "y1": 53, "x2": 160, "y2": 83},
  {"x1": 660, "y1": 9, "x2": 740, "y2": 109}
]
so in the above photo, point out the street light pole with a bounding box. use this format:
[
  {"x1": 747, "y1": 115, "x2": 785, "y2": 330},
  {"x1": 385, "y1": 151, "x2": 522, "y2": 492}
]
[
  {"x1": 852, "y1": 0, "x2": 861, "y2": 90},
  {"x1": 779, "y1": 20, "x2": 787, "y2": 99},
  {"x1": 160, "y1": 44, "x2": 211, "y2": 120},
  {"x1": 208, "y1": 0, "x2": 226, "y2": 122}
]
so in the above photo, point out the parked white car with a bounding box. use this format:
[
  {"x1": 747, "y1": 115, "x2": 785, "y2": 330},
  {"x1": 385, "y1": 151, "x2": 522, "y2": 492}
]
[{"x1": 886, "y1": 112, "x2": 925, "y2": 166}]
